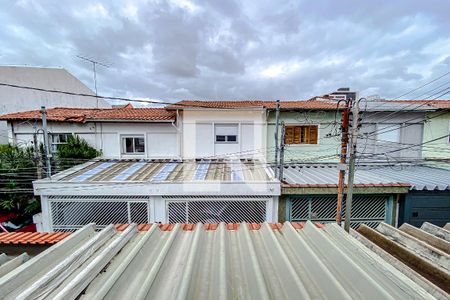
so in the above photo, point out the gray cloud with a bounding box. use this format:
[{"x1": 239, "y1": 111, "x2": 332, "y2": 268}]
[{"x1": 0, "y1": 0, "x2": 449, "y2": 104}]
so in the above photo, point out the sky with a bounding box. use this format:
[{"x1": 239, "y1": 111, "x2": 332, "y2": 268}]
[{"x1": 1, "y1": 0, "x2": 450, "y2": 104}]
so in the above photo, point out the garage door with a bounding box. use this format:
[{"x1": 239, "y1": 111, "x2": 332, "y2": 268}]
[
  {"x1": 287, "y1": 194, "x2": 391, "y2": 228},
  {"x1": 164, "y1": 195, "x2": 271, "y2": 223},
  {"x1": 403, "y1": 191, "x2": 450, "y2": 227}
]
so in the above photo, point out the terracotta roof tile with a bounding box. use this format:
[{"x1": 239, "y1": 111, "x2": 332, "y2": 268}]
[
  {"x1": 168, "y1": 100, "x2": 342, "y2": 110},
  {"x1": 1, "y1": 222, "x2": 328, "y2": 245},
  {"x1": 0, "y1": 232, "x2": 70, "y2": 245},
  {"x1": 0, "y1": 107, "x2": 176, "y2": 123}
]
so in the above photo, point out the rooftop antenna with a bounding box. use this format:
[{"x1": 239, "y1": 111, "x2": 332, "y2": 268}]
[{"x1": 76, "y1": 55, "x2": 110, "y2": 107}]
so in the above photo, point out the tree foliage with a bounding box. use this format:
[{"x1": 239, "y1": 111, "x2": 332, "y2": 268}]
[{"x1": 56, "y1": 134, "x2": 101, "y2": 170}]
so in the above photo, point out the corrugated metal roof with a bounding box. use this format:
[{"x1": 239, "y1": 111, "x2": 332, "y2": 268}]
[
  {"x1": 0, "y1": 222, "x2": 438, "y2": 299},
  {"x1": 355, "y1": 222, "x2": 450, "y2": 296},
  {"x1": 0, "y1": 253, "x2": 30, "y2": 278},
  {"x1": 281, "y1": 164, "x2": 450, "y2": 191},
  {"x1": 367, "y1": 166, "x2": 450, "y2": 191},
  {"x1": 361, "y1": 101, "x2": 437, "y2": 111},
  {"x1": 57, "y1": 159, "x2": 274, "y2": 183},
  {"x1": 281, "y1": 164, "x2": 409, "y2": 188}
]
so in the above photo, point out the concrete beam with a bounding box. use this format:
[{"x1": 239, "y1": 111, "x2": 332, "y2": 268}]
[
  {"x1": 357, "y1": 224, "x2": 450, "y2": 294},
  {"x1": 376, "y1": 223, "x2": 450, "y2": 272},
  {"x1": 421, "y1": 222, "x2": 450, "y2": 242},
  {"x1": 351, "y1": 229, "x2": 449, "y2": 300},
  {"x1": 400, "y1": 223, "x2": 450, "y2": 254}
]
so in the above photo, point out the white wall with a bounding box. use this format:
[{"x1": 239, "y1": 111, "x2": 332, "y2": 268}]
[
  {"x1": 0, "y1": 66, "x2": 111, "y2": 144},
  {"x1": 11, "y1": 121, "x2": 180, "y2": 159},
  {"x1": 181, "y1": 109, "x2": 267, "y2": 159}
]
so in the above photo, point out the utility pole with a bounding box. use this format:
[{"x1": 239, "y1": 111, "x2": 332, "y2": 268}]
[
  {"x1": 336, "y1": 99, "x2": 351, "y2": 225},
  {"x1": 344, "y1": 99, "x2": 361, "y2": 232},
  {"x1": 274, "y1": 100, "x2": 281, "y2": 178},
  {"x1": 32, "y1": 124, "x2": 43, "y2": 179},
  {"x1": 40, "y1": 106, "x2": 52, "y2": 178},
  {"x1": 279, "y1": 122, "x2": 286, "y2": 181}
]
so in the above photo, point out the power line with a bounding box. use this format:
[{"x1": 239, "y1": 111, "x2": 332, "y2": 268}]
[{"x1": 362, "y1": 86, "x2": 450, "y2": 125}]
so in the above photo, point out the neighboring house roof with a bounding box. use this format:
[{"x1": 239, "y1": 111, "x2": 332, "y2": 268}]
[
  {"x1": 280, "y1": 164, "x2": 450, "y2": 191},
  {"x1": 0, "y1": 107, "x2": 176, "y2": 123},
  {"x1": 355, "y1": 222, "x2": 450, "y2": 295},
  {"x1": 367, "y1": 165, "x2": 450, "y2": 191},
  {"x1": 169, "y1": 99, "x2": 450, "y2": 111},
  {"x1": 52, "y1": 159, "x2": 273, "y2": 183},
  {"x1": 168, "y1": 99, "x2": 342, "y2": 110},
  {"x1": 111, "y1": 103, "x2": 134, "y2": 109},
  {"x1": 388, "y1": 100, "x2": 450, "y2": 109},
  {"x1": 0, "y1": 222, "x2": 437, "y2": 299},
  {"x1": 0, "y1": 232, "x2": 70, "y2": 245},
  {"x1": 280, "y1": 164, "x2": 410, "y2": 188}
]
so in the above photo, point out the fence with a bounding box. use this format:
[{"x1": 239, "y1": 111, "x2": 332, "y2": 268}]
[
  {"x1": 48, "y1": 195, "x2": 150, "y2": 231},
  {"x1": 164, "y1": 195, "x2": 270, "y2": 223}
]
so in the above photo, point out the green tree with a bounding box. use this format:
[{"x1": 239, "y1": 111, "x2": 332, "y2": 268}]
[{"x1": 56, "y1": 134, "x2": 101, "y2": 170}]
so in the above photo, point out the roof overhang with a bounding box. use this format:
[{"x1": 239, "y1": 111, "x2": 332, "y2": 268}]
[{"x1": 281, "y1": 184, "x2": 410, "y2": 195}]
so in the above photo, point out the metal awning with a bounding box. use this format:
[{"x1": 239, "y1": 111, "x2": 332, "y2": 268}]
[{"x1": 34, "y1": 159, "x2": 279, "y2": 196}]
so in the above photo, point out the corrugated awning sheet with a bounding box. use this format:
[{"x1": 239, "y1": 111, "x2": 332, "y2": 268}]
[
  {"x1": 0, "y1": 222, "x2": 438, "y2": 299},
  {"x1": 281, "y1": 164, "x2": 450, "y2": 190},
  {"x1": 367, "y1": 166, "x2": 450, "y2": 191},
  {"x1": 281, "y1": 165, "x2": 407, "y2": 187},
  {"x1": 59, "y1": 159, "x2": 273, "y2": 183}
]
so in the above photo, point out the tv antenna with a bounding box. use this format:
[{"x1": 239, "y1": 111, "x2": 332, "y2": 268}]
[{"x1": 76, "y1": 55, "x2": 110, "y2": 99}]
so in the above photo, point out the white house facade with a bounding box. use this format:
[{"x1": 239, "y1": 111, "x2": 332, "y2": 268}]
[{"x1": 0, "y1": 107, "x2": 180, "y2": 159}]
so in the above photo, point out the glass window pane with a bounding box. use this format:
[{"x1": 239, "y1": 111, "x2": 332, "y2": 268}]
[
  {"x1": 216, "y1": 135, "x2": 226, "y2": 142},
  {"x1": 125, "y1": 138, "x2": 133, "y2": 153},
  {"x1": 227, "y1": 135, "x2": 237, "y2": 142},
  {"x1": 134, "y1": 138, "x2": 145, "y2": 152}
]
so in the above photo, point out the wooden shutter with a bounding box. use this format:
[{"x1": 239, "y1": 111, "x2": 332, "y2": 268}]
[
  {"x1": 284, "y1": 126, "x2": 294, "y2": 144},
  {"x1": 309, "y1": 126, "x2": 318, "y2": 144},
  {"x1": 293, "y1": 127, "x2": 301, "y2": 144}
]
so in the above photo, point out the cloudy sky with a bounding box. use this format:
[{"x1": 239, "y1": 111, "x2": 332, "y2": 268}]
[{"x1": 1, "y1": 0, "x2": 449, "y2": 103}]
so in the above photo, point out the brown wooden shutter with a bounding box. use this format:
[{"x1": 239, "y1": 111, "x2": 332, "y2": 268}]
[
  {"x1": 309, "y1": 126, "x2": 318, "y2": 144},
  {"x1": 284, "y1": 126, "x2": 294, "y2": 144},
  {"x1": 293, "y1": 126, "x2": 301, "y2": 144}
]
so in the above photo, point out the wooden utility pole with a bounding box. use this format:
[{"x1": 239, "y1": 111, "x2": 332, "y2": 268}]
[
  {"x1": 344, "y1": 99, "x2": 361, "y2": 232},
  {"x1": 279, "y1": 122, "x2": 286, "y2": 181},
  {"x1": 336, "y1": 99, "x2": 351, "y2": 224},
  {"x1": 40, "y1": 106, "x2": 52, "y2": 178}
]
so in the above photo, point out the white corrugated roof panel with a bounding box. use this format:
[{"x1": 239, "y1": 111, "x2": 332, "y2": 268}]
[
  {"x1": 368, "y1": 166, "x2": 450, "y2": 191},
  {"x1": 0, "y1": 222, "x2": 439, "y2": 299}
]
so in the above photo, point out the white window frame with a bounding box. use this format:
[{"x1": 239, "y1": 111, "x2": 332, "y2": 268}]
[
  {"x1": 51, "y1": 133, "x2": 72, "y2": 153},
  {"x1": 121, "y1": 135, "x2": 146, "y2": 155},
  {"x1": 214, "y1": 123, "x2": 239, "y2": 144}
]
